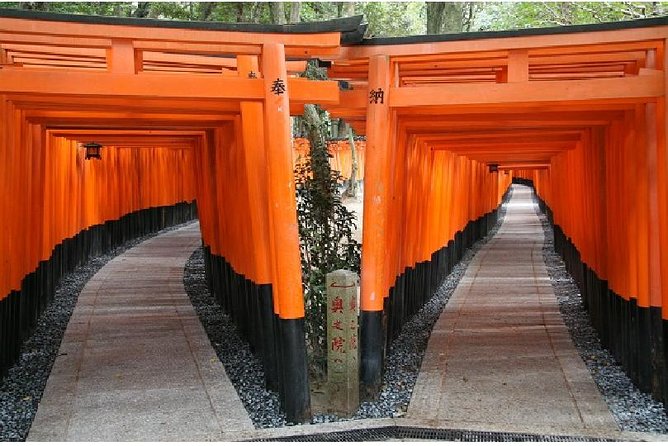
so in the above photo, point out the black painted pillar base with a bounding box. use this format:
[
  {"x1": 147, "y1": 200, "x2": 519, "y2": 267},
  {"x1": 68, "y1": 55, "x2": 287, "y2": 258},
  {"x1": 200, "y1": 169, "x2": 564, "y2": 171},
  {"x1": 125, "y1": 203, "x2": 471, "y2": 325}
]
[
  {"x1": 258, "y1": 285, "x2": 280, "y2": 392},
  {"x1": 278, "y1": 317, "x2": 311, "y2": 423},
  {"x1": 650, "y1": 307, "x2": 665, "y2": 401},
  {"x1": 663, "y1": 320, "x2": 668, "y2": 407},
  {"x1": 638, "y1": 305, "x2": 651, "y2": 392},
  {"x1": 360, "y1": 309, "x2": 384, "y2": 400}
]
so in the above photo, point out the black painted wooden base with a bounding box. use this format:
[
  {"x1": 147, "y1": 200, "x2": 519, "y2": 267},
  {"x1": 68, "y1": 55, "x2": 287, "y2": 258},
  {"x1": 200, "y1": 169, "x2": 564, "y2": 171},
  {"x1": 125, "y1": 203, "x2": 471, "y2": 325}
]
[
  {"x1": 360, "y1": 309, "x2": 384, "y2": 400},
  {"x1": 279, "y1": 317, "x2": 311, "y2": 422},
  {"x1": 202, "y1": 248, "x2": 311, "y2": 423},
  {"x1": 0, "y1": 201, "x2": 197, "y2": 378}
]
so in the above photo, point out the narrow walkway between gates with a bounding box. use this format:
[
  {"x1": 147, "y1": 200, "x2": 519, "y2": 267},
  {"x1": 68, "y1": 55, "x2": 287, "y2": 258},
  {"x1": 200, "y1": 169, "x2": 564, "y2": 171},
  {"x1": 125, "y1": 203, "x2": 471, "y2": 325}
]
[
  {"x1": 407, "y1": 185, "x2": 619, "y2": 438},
  {"x1": 24, "y1": 187, "x2": 639, "y2": 441},
  {"x1": 28, "y1": 223, "x2": 253, "y2": 441}
]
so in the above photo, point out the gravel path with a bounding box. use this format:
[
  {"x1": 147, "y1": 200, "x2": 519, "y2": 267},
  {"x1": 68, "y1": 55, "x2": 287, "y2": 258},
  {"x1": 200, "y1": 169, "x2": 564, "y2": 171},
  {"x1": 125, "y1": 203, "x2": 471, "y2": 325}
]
[
  {"x1": 184, "y1": 187, "x2": 668, "y2": 433},
  {"x1": 183, "y1": 249, "x2": 286, "y2": 428},
  {"x1": 183, "y1": 197, "x2": 510, "y2": 428},
  {"x1": 4, "y1": 184, "x2": 667, "y2": 439},
  {"x1": 0, "y1": 221, "x2": 194, "y2": 442},
  {"x1": 535, "y1": 193, "x2": 668, "y2": 433}
]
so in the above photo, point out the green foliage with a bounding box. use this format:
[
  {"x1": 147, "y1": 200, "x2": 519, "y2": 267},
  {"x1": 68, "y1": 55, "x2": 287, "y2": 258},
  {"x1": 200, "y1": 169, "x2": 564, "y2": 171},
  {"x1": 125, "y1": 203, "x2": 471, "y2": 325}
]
[
  {"x1": 1, "y1": 2, "x2": 134, "y2": 16},
  {"x1": 2, "y1": 2, "x2": 664, "y2": 35},
  {"x1": 295, "y1": 63, "x2": 362, "y2": 380},
  {"x1": 299, "y1": 2, "x2": 341, "y2": 22},
  {"x1": 476, "y1": 2, "x2": 668, "y2": 31},
  {"x1": 361, "y1": 2, "x2": 426, "y2": 36},
  {"x1": 0, "y1": 2, "x2": 278, "y2": 23}
]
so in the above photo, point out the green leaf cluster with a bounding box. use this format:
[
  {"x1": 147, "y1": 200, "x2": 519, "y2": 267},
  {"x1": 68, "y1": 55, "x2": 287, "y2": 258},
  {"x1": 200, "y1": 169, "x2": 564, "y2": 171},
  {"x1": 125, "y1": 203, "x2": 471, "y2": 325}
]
[{"x1": 477, "y1": 2, "x2": 667, "y2": 31}]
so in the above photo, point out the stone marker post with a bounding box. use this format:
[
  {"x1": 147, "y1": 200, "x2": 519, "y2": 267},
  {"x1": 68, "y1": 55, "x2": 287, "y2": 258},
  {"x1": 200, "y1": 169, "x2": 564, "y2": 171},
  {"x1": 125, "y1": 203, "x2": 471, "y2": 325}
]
[{"x1": 326, "y1": 269, "x2": 360, "y2": 416}]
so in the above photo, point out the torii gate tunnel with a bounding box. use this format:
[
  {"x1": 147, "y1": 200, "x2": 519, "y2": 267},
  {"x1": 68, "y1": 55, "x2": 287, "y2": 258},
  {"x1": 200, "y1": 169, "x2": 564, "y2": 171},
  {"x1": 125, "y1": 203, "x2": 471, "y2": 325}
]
[{"x1": 1, "y1": 9, "x2": 668, "y2": 423}]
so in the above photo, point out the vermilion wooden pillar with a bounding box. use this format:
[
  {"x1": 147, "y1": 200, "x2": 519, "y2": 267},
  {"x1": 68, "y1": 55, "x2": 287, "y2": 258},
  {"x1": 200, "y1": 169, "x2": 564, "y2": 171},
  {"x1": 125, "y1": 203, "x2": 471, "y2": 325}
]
[
  {"x1": 360, "y1": 54, "x2": 391, "y2": 398},
  {"x1": 261, "y1": 42, "x2": 311, "y2": 423},
  {"x1": 237, "y1": 54, "x2": 280, "y2": 391},
  {"x1": 643, "y1": 51, "x2": 661, "y2": 313},
  {"x1": 645, "y1": 97, "x2": 665, "y2": 399},
  {"x1": 0, "y1": 95, "x2": 8, "y2": 301},
  {"x1": 660, "y1": 39, "x2": 668, "y2": 404}
]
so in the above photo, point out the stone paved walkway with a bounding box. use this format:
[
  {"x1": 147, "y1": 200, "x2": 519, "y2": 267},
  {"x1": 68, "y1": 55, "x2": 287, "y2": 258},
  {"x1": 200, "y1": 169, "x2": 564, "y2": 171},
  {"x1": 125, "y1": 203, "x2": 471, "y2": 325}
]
[
  {"x1": 28, "y1": 222, "x2": 253, "y2": 441},
  {"x1": 27, "y1": 189, "x2": 656, "y2": 442},
  {"x1": 407, "y1": 185, "x2": 619, "y2": 438}
]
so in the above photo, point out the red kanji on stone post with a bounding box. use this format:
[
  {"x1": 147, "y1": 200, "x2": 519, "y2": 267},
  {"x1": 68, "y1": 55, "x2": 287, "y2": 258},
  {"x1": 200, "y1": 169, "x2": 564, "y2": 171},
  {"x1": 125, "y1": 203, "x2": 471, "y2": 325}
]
[
  {"x1": 331, "y1": 336, "x2": 345, "y2": 352},
  {"x1": 331, "y1": 296, "x2": 344, "y2": 313}
]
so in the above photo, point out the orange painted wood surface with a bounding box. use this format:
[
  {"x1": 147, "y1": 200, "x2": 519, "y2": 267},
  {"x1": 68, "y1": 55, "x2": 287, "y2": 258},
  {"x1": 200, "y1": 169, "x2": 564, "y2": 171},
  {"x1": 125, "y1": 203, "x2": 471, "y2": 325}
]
[
  {"x1": 361, "y1": 54, "x2": 393, "y2": 312},
  {"x1": 293, "y1": 138, "x2": 366, "y2": 180},
  {"x1": 262, "y1": 42, "x2": 304, "y2": 319},
  {"x1": 515, "y1": 94, "x2": 667, "y2": 311},
  {"x1": 0, "y1": 97, "x2": 196, "y2": 300},
  {"x1": 2, "y1": 10, "x2": 668, "y2": 328},
  {"x1": 324, "y1": 26, "x2": 667, "y2": 322}
]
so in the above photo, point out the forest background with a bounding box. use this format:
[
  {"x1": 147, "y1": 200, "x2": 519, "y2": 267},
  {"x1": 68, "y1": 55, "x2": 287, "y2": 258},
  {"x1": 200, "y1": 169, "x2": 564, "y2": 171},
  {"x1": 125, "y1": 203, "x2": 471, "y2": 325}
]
[{"x1": 1, "y1": 1, "x2": 666, "y2": 36}]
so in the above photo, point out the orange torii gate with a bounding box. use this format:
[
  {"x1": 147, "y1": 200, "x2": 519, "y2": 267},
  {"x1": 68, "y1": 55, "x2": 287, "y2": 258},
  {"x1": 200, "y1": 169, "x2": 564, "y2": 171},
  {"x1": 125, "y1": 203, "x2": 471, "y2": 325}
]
[
  {"x1": 2, "y1": 8, "x2": 668, "y2": 423},
  {"x1": 0, "y1": 9, "x2": 365, "y2": 422},
  {"x1": 322, "y1": 17, "x2": 668, "y2": 405}
]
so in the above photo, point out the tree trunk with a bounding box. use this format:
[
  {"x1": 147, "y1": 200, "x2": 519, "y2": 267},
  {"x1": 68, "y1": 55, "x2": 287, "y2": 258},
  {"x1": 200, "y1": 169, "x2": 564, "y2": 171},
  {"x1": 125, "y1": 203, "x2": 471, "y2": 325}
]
[
  {"x1": 289, "y1": 2, "x2": 301, "y2": 23},
  {"x1": 271, "y1": 2, "x2": 287, "y2": 24},
  {"x1": 303, "y1": 105, "x2": 326, "y2": 156},
  {"x1": 236, "y1": 3, "x2": 245, "y2": 22},
  {"x1": 427, "y1": 2, "x2": 464, "y2": 34},
  {"x1": 245, "y1": 2, "x2": 262, "y2": 23},
  {"x1": 133, "y1": 2, "x2": 151, "y2": 18},
  {"x1": 426, "y1": 2, "x2": 446, "y2": 34},
  {"x1": 442, "y1": 3, "x2": 464, "y2": 32},
  {"x1": 303, "y1": 103, "x2": 332, "y2": 248},
  {"x1": 345, "y1": 128, "x2": 359, "y2": 198},
  {"x1": 338, "y1": 119, "x2": 350, "y2": 138},
  {"x1": 462, "y1": 2, "x2": 476, "y2": 32},
  {"x1": 199, "y1": 3, "x2": 216, "y2": 21},
  {"x1": 341, "y1": 2, "x2": 355, "y2": 17}
]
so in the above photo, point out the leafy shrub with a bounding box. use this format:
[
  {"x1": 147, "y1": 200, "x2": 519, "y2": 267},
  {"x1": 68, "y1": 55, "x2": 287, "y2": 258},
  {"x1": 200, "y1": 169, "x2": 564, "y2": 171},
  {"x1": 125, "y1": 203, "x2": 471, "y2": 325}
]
[{"x1": 295, "y1": 93, "x2": 361, "y2": 380}]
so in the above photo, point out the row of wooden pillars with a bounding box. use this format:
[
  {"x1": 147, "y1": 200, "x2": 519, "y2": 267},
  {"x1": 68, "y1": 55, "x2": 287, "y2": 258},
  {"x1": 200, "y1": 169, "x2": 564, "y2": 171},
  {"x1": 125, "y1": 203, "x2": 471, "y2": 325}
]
[
  {"x1": 355, "y1": 55, "x2": 512, "y2": 399},
  {"x1": 514, "y1": 92, "x2": 668, "y2": 406},
  {"x1": 4, "y1": 11, "x2": 668, "y2": 425},
  {"x1": 194, "y1": 43, "x2": 313, "y2": 422},
  {"x1": 0, "y1": 39, "x2": 318, "y2": 423}
]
